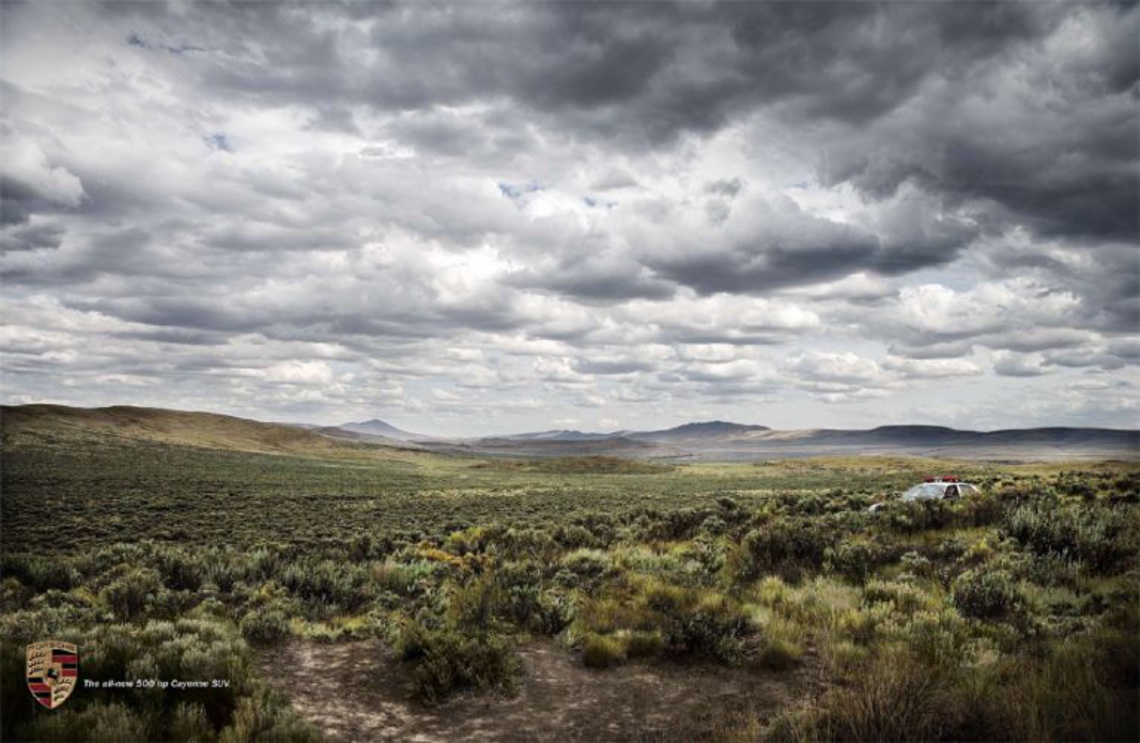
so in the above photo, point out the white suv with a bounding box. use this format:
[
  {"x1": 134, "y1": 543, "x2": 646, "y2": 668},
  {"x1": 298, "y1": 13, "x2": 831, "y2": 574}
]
[{"x1": 869, "y1": 477, "x2": 979, "y2": 511}]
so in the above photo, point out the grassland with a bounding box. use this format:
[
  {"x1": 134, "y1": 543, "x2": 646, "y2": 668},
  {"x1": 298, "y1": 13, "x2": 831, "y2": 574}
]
[{"x1": 2, "y1": 408, "x2": 1137, "y2": 741}]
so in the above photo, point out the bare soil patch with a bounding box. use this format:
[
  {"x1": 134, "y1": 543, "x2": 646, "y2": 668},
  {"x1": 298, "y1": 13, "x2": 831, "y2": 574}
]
[{"x1": 256, "y1": 638, "x2": 817, "y2": 742}]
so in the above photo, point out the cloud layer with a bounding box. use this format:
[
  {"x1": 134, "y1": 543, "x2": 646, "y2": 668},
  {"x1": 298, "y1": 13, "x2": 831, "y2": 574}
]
[{"x1": 1, "y1": 1, "x2": 1137, "y2": 433}]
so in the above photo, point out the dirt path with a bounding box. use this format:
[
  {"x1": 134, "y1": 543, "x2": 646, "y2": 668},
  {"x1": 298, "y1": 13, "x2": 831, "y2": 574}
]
[{"x1": 256, "y1": 639, "x2": 814, "y2": 742}]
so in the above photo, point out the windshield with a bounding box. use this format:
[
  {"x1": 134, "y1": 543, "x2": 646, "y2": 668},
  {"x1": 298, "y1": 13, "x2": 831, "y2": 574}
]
[
  {"x1": 901, "y1": 482, "x2": 977, "y2": 500},
  {"x1": 902, "y1": 483, "x2": 946, "y2": 500}
]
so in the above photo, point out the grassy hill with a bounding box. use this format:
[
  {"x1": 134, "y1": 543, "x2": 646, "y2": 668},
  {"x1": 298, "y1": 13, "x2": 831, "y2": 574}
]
[{"x1": 0, "y1": 404, "x2": 397, "y2": 457}]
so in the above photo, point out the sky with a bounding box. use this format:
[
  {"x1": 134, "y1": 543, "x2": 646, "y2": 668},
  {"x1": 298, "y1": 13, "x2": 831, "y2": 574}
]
[{"x1": 1, "y1": 1, "x2": 1137, "y2": 436}]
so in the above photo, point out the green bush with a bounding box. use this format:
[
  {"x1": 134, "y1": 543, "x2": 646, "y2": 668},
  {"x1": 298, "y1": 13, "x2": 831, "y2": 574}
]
[
  {"x1": 644, "y1": 585, "x2": 750, "y2": 662},
  {"x1": 100, "y1": 568, "x2": 163, "y2": 619},
  {"x1": 863, "y1": 579, "x2": 932, "y2": 616},
  {"x1": 0, "y1": 553, "x2": 77, "y2": 592},
  {"x1": 737, "y1": 517, "x2": 833, "y2": 582},
  {"x1": 621, "y1": 629, "x2": 665, "y2": 659},
  {"x1": 156, "y1": 550, "x2": 205, "y2": 592},
  {"x1": 372, "y1": 560, "x2": 431, "y2": 597},
  {"x1": 825, "y1": 540, "x2": 880, "y2": 585},
  {"x1": 765, "y1": 649, "x2": 960, "y2": 743},
  {"x1": 952, "y1": 568, "x2": 1026, "y2": 621},
  {"x1": 488, "y1": 560, "x2": 569, "y2": 633},
  {"x1": 395, "y1": 621, "x2": 521, "y2": 703},
  {"x1": 17, "y1": 702, "x2": 150, "y2": 742},
  {"x1": 885, "y1": 499, "x2": 956, "y2": 534},
  {"x1": 219, "y1": 686, "x2": 321, "y2": 742},
  {"x1": 499, "y1": 528, "x2": 560, "y2": 563},
  {"x1": 583, "y1": 633, "x2": 626, "y2": 668},
  {"x1": 558, "y1": 549, "x2": 610, "y2": 581},
  {"x1": 279, "y1": 559, "x2": 374, "y2": 612},
  {"x1": 240, "y1": 608, "x2": 291, "y2": 644},
  {"x1": 1003, "y1": 500, "x2": 1131, "y2": 573},
  {"x1": 169, "y1": 702, "x2": 215, "y2": 742},
  {"x1": 761, "y1": 633, "x2": 807, "y2": 674}
]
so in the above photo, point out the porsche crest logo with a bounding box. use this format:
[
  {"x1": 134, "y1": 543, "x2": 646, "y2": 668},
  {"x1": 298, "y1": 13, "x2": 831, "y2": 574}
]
[{"x1": 26, "y1": 641, "x2": 78, "y2": 710}]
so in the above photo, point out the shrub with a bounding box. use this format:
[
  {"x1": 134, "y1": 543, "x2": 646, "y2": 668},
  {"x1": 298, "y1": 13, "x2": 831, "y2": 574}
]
[
  {"x1": 219, "y1": 686, "x2": 321, "y2": 742},
  {"x1": 620, "y1": 629, "x2": 664, "y2": 659},
  {"x1": 863, "y1": 579, "x2": 933, "y2": 616},
  {"x1": 952, "y1": 568, "x2": 1026, "y2": 621},
  {"x1": 884, "y1": 610, "x2": 970, "y2": 668},
  {"x1": 240, "y1": 608, "x2": 291, "y2": 644},
  {"x1": 1003, "y1": 500, "x2": 1131, "y2": 573},
  {"x1": 558, "y1": 549, "x2": 610, "y2": 581},
  {"x1": 885, "y1": 499, "x2": 955, "y2": 534},
  {"x1": 499, "y1": 528, "x2": 560, "y2": 564},
  {"x1": 700, "y1": 515, "x2": 728, "y2": 537},
  {"x1": 156, "y1": 550, "x2": 205, "y2": 592},
  {"x1": 971, "y1": 619, "x2": 1140, "y2": 742},
  {"x1": 0, "y1": 553, "x2": 77, "y2": 592},
  {"x1": 673, "y1": 593, "x2": 750, "y2": 662},
  {"x1": 169, "y1": 703, "x2": 215, "y2": 742},
  {"x1": 736, "y1": 518, "x2": 832, "y2": 582},
  {"x1": 825, "y1": 540, "x2": 878, "y2": 585},
  {"x1": 644, "y1": 585, "x2": 750, "y2": 663},
  {"x1": 647, "y1": 508, "x2": 710, "y2": 541},
  {"x1": 764, "y1": 641, "x2": 976, "y2": 743},
  {"x1": 372, "y1": 560, "x2": 431, "y2": 597},
  {"x1": 958, "y1": 489, "x2": 1006, "y2": 527},
  {"x1": 755, "y1": 617, "x2": 805, "y2": 671},
  {"x1": 100, "y1": 568, "x2": 163, "y2": 619},
  {"x1": 18, "y1": 703, "x2": 150, "y2": 742},
  {"x1": 445, "y1": 576, "x2": 503, "y2": 632},
  {"x1": 397, "y1": 623, "x2": 521, "y2": 703},
  {"x1": 553, "y1": 524, "x2": 597, "y2": 550},
  {"x1": 583, "y1": 633, "x2": 626, "y2": 668},
  {"x1": 279, "y1": 559, "x2": 374, "y2": 612}
]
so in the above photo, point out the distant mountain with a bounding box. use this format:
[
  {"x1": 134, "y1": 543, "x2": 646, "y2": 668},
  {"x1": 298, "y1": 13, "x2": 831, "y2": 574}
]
[
  {"x1": 464, "y1": 435, "x2": 664, "y2": 458},
  {"x1": 466, "y1": 420, "x2": 1136, "y2": 461},
  {"x1": 800, "y1": 425, "x2": 1139, "y2": 449},
  {"x1": 495, "y1": 429, "x2": 618, "y2": 442},
  {"x1": 632, "y1": 420, "x2": 770, "y2": 441},
  {"x1": 488, "y1": 421, "x2": 770, "y2": 444},
  {"x1": 338, "y1": 418, "x2": 427, "y2": 441}
]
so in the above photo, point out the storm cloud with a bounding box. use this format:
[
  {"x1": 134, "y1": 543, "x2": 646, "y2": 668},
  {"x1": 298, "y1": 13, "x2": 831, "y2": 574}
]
[{"x1": 1, "y1": 1, "x2": 1136, "y2": 433}]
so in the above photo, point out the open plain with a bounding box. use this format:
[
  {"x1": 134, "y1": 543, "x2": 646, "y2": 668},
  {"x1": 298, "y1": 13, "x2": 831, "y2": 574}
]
[{"x1": 2, "y1": 405, "x2": 1138, "y2": 741}]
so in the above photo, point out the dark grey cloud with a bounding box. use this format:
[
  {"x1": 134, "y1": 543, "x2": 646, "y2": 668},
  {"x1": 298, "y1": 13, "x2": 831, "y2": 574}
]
[
  {"x1": 0, "y1": 221, "x2": 64, "y2": 252},
  {"x1": 972, "y1": 239, "x2": 1140, "y2": 336},
  {"x1": 507, "y1": 250, "x2": 675, "y2": 304},
  {"x1": 705, "y1": 178, "x2": 743, "y2": 198},
  {"x1": 994, "y1": 354, "x2": 1051, "y2": 378},
  {"x1": 818, "y1": 3, "x2": 1138, "y2": 245},
  {"x1": 573, "y1": 358, "x2": 655, "y2": 376},
  {"x1": 107, "y1": 2, "x2": 1061, "y2": 139},
  {"x1": 114, "y1": 328, "x2": 229, "y2": 346},
  {"x1": 0, "y1": 176, "x2": 47, "y2": 225},
  {"x1": 645, "y1": 202, "x2": 884, "y2": 295}
]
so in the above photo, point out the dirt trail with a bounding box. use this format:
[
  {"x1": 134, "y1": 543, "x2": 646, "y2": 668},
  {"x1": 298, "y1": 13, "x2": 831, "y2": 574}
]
[{"x1": 256, "y1": 639, "x2": 814, "y2": 742}]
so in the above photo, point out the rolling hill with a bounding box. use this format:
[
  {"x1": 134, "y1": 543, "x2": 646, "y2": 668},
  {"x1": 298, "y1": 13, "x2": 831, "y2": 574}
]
[
  {"x1": 0, "y1": 404, "x2": 387, "y2": 457},
  {"x1": 472, "y1": 420, "x2": 1137, "y2": 461},
  {"x1": 2, "y1": 404, "x2": 1136, "y2": 462}
]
